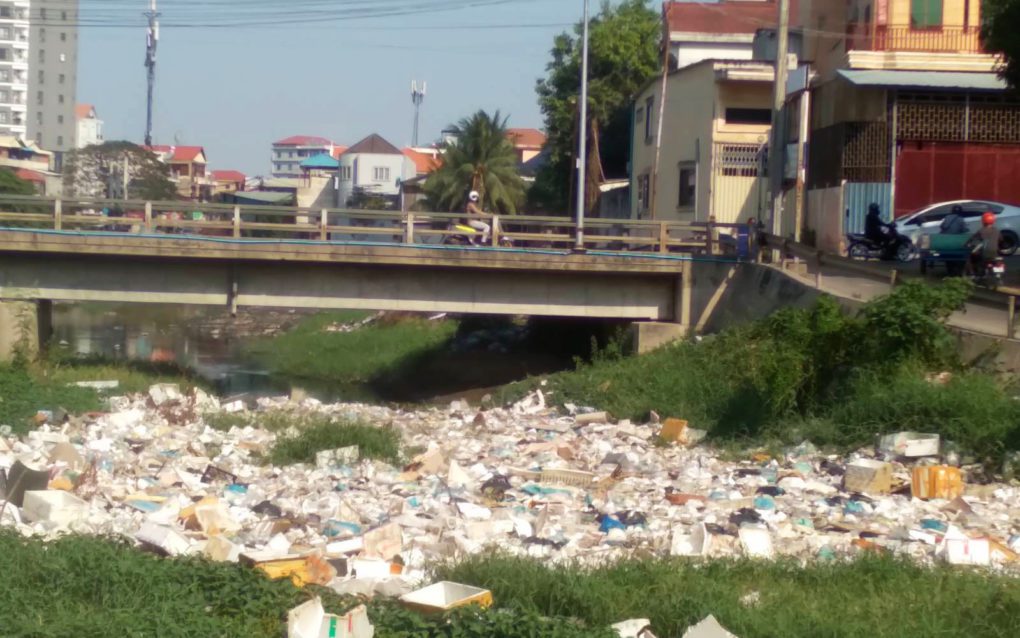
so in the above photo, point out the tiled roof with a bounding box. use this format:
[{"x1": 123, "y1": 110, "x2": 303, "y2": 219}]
[
  {"x1": 506, "y1": 128, "x2": 546, "y2": 149},
  {"x1": 402, "y1": 148, "x2": 441, "y2": 174},
  {"x1": 273, "y1": 135, "x2": 334, "y2": 147},
  {"x1": 344, "y1": 133, "x2": 402, "y2": 156},
  {"x1": 146, "y1": 145, "x2": 206, "y2": 163},
  {"x1": 664, "y1": 0, "x2": 796, "y2": 36},
  {"x1": 75, "y1": 104, "x2": 95, "y2": 120},
  {"x1": 330, "y1": 146, "x2": 349, "y2": 159},
  {"x1": 15, "y1": 168, "x2": 46, "y2": 183},
  {"x1": 211, "y1": 170, "x2": 246, "y2": 183}
]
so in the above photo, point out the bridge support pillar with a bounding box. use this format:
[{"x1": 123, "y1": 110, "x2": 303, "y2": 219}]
[
  {"x1": 630, "y1": 321, "x2": 687, "y2": 354},
  {"x1": 0, "y1": 299, "x2": 52, "y2": 362}
]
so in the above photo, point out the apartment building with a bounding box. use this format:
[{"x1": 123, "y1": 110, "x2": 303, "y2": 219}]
[
  {"x1": 271, "y1": 135, "x2": 338, "y2": 178},
  {"x1": 0, "y1": 1, "x2": 29, "y2": 138},
  {"x1": 74, "y1": 102, "x2": 100, "y2": 147},
  {"x1": 26, "y1": 0, "x2": 79, "y2": 168}
]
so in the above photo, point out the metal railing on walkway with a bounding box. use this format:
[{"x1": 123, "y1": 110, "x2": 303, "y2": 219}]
[{"x1": 0, "y1": 195, "x2": 744, "y2": 257}]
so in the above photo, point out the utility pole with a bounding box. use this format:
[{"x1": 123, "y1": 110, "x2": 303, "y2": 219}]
[
  {"x1": 574, "y1": 0, "x2": 590, "y2": 251},
  {"x1": 767, "y1": 0, "x2": 790, "y2": 240},
  {"x1": 144, "y1": 0, "x2": 160, "y2": 147},
  {"x1": 410, "y1": 80, "x2": 426, "y2": 147}
]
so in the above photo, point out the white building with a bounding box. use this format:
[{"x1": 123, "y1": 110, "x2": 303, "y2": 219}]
[
  {"x1": 664, "y1": 0, "x2": 790, "y2": 69},
  {"x1": 271, "y1": 135, "x2": 338, "y2": 178},
  {"x1": 74, "y1": 102, "x2": 100, "y2": 147},
  {"x1": 0, "y1": 1, "x2": 29, "y2": 137},
  {"x1": 337, "y1": 133, "x2": 416, "y2": 207}
]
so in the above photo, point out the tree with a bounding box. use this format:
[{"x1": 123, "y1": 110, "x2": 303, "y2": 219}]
[
  {"x1": 0, "y1": 168, "x2": 38, "y2": 195},
  {"x1": 63, "y1": 141, "x2": 177, "y2": 200},
  {"x1": 425, "y1": 110, "x2": 526, "y2": 214},
  {"x1": 534, "y1": 0, "x2": 660, "y2": 213},
  {"x1": 982, "y1": 0, "x2": 1020, "y2": 90}
]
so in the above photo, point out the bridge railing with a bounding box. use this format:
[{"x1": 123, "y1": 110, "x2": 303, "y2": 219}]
[{"x1": 0, "y1": 195, "x2": 740, "y2": 256}]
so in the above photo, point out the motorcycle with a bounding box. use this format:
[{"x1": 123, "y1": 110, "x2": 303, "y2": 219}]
[
  {"x1": 442, "y1": 222, "x2": 513, "y2": 248},
  {"x1": 846, "y1": 231, "x2": 914, "y2": 263},
  {"x1": 974, "y1": 257, "x2": 1006, "y2": 290}
]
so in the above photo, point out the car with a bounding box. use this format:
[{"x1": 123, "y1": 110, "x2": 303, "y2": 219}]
[{"x1": 892, "y1": 200, "x2": 1020, "y2": 256}]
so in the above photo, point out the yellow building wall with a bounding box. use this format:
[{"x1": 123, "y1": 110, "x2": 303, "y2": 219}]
[{"x1": 887, "y1": 0, "x2": 972, "y2": 28}]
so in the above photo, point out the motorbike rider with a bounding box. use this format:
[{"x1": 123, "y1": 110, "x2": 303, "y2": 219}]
[
  {"x1": 464, "y1": 190, "x2": 491, "y2": 245},
  {"x1": 966, "y1": 212, "x2": 1000, "y2": 276},
  {"x1": 864, "y1": 202, "x2": 906, "y2": 259},
  {"x1": 940, "y1": 204, "x2": 969, "y2": 235}
]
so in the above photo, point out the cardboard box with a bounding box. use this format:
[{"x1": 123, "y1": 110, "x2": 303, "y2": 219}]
[
  {"x1": 658, "y1": 419, "x2": 688, "y2": 443},
  {"x1": 912, "y1": 466, "x2": 964, "y2": 501},
  {"x1": 21, "y1": 490, "x2": 88, "y2": 527},
  {"x1": 400, "y1": 581, "x2": 493, "y2": 614},
  {"x1": 843, "y1": 460, "x2": 892, "y2": 494},
  {"x1": 878, "y1": 432, "x2": 940, "y2": 457}
]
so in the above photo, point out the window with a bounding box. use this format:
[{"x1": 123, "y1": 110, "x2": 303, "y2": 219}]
[
  {"x1": 39, "y1": 28, "x2": 45, "y2": 43},
  {"x1": 637, "y1": 173, "x2": 650, "y2": 214},
  {"x1": 57, "y1": 115, "x2": 63, "y2": 124},
  {"x1": 0, "y1": 8, "x2": 10, "y2": 18},
  {"x1": 340, "y1": 166, "x2": 352, "y2": 180},
  {"x1": 58, "y1": 73, "x2": 64, "y2": 84},
  {"x1": 725, "y1": 108, "x2": 772, "y2": 125},
  {"x1": 0, "y1": 27, "x2": 11, "y2": 40},
  {"x1": 0, "y1": 112, "x2": 8, "y2": 124},
  {"x1": 911, "y1": 0, "x2": 943, "y2": 28},
  {"x1": 59, "y1": 53, "x2": 66, "y2": 62},
  {"x1": 37, "y1": 70, "x2": 43, "y2": 83},
  {"x1": 57, "y1": 135, "x2": 63, "y2": 146},
  {"x1": 36, "y1": 90, "x2": 42, "y2": 105},
  {"x1": 35, "y1": 112, "x2": 41, "y2": 125},
  {"x1": 39, "y1": 49, "x2": 45, "y2": 63},
  {"x1": 0, "y1": 69, "x2": 9, "y2": 81},
  {"x1": 373, "y1": 166, "x2": 390, "y2": 181},
  {"x1": 35, "y1": 132, "x2": 41, "y2": 145},
  {"x1": 644, "y1": 97, "x2": 654, "y2": 142},
  {"x1": 60, "y1": 32, "x2": 66, "y2": 42},
  {"x1": 678, "y1": 163, "x2": 696, "y2": 209},
  {"x1": 58, "y1": 94, "x2": 64, "y2": 104},
  {"x1": 0, "y1": 49, "x2": 7, "y2": 61},
  {"x1": 61, "y1": 11, "x2": 67, "y2": 21},
  {"x1": 0, "y1": 91, "x2": 8, "y2": 103},
  {"x1": 40, "y1": 9, "x2": 47, "y2": 20}
]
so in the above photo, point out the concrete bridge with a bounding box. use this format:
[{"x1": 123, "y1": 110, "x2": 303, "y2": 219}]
[{"x1": 0, "y1": 196, "x2": 749, "y2": 358}]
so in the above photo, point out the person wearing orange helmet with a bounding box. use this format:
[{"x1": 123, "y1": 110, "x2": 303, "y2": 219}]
[{"x1": 966, "y1": 211, "x2": 1000, "y2": 276}]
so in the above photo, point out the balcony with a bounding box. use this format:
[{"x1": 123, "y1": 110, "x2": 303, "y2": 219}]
[{"x1": 848, "y1": 24, "x2": 983, "y2": 54}]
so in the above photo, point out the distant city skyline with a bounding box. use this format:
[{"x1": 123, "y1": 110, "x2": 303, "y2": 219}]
[{"x1": 77, "y1": 0, "x2": 595, "y2": 176}]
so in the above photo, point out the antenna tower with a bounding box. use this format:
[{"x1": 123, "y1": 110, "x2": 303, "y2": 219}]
[
  {"x1": 411, "y1": 80, "x2": 426, "y2": 147},
  {"x1": 144, "y1": 0, "x2": 161, "y2": 146}
]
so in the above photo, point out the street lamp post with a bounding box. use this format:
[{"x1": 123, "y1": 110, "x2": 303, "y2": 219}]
[{"x1": 574, "y1": 0, "x2": 590, "y2": 251}]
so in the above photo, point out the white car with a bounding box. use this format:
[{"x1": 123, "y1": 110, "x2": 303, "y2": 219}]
[{"x1": 893, "y1": 200, "x2": 1020, "y2": 255}]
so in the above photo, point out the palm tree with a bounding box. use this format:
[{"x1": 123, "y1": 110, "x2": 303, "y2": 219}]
[{"x1": 425, "y1": 110, "x2": 526, "y2": 214}]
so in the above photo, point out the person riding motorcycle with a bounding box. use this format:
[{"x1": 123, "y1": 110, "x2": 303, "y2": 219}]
[
  {"x1": 464, "y1": 190, "x2": 491, "y2": 245},
  {"x1": 940, "y1": 204, "x2": 969, "y2": 235},
  {"x1": 864, "y1": 202, "x2": 906, "y2": 259},
  {"x1": 966, "y1": 212, "x2": 1000, "y2": 276}
]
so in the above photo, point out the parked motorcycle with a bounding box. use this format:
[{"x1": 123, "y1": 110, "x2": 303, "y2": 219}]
[
  {"x1": 442, "y1": 222, "x2": 513, "y2": 248},
  {"x1": 974, "y1": 257, "x2": 1006, "y2": 290},
  {"x1": 846, "y1": 232, "x2": 914, "y2": 263}
]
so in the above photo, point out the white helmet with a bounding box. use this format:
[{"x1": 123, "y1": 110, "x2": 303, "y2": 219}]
[{"x1": 468, "y1": 190, "x2": 480, "y2": 202}]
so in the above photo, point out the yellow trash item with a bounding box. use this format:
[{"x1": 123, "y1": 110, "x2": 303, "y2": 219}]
[
  {"x1": 912, "y1": 466, "x2": 964, "y2": 500},
  {"x1": 242, "y1": 553, "x2": 336, "y2": 587},
  {"x1": 400, "y1": 582, "x2": 493, "y2": 615}
]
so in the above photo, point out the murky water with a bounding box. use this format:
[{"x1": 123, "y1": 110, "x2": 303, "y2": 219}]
[{"x1": 50, "y1": 303, "x2": 288, "y2": 397}]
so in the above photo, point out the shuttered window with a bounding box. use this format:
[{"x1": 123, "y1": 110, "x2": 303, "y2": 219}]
[{"x1": 911, "y1": 0, "x2": 943, "y2": 28}]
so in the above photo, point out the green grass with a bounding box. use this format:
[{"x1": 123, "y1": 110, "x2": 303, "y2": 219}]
[
  {"x1": 437, "y1": 554, "x2": 1020, "y2": 638},
  {"x1": 0, "y1": 364, "x2": 102, "y2": 434},
  {"x1": 267, "y1": 414, "x2": 401, "y2": 466},
  {"x1": 246, "y1": 311, "x2": 457, "y2": 387},
  {"x1": 0, "y1": 532, "x2": 608, "y2": 638},
  {"x1": 35, "y1": 353, "x2": 202, "y2": 395}
]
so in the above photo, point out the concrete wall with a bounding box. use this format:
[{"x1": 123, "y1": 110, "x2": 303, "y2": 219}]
[
  {"x1": 671, "y1": 41, "x2": 752, "y2": 70},
  {"x1": 806, "y1": 185, "x2": 845, "y2": 252},
  {"x1": 0, "y1": 299, "x2": 48, "y2": 361}
]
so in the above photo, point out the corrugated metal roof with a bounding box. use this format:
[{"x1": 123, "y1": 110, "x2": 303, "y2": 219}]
[
  {"x1": 300, "y1": 153, "x2": 339, "y2": 169},
  {"x1": 837, "y1": 70, "x2": 1006, "y2": 91}
]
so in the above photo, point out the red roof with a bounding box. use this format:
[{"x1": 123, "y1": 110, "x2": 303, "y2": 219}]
[
  {"x1": 145, "y1": 145, "x2": 206, "y2": 163},
  {"x1": 211, "y1": 170, "x2": 245, "y2": 183},
  {"x1": 664, "y1": 0, "x2": 796, "y2": 36},
  {"x1": 402, "y1": 148, "x2": 441, "y2": 174},
  {"x1": 15, "y1": 168, "x2": 46, "y2": 183},
  {"x1": 274, "y1": 135, "x2": 334, "y2": 147},
  {"x1": 75, "y1": 104, "x2": 95, "y2": 120},
  {"x1": 329, "y1": 145, "x2": 349, "y2": 160},
  {"x1": 506, "y1": 128, "x2": 546, "y2": 150}
]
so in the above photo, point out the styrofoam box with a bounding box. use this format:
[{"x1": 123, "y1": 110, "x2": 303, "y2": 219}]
[{"x1": 21, "y1": 490, "x2": 88, "y2": 527}]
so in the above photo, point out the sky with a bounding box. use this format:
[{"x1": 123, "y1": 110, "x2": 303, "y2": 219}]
[{"x1": 77, "y1": 0, "x2": 602, "y2": 176}]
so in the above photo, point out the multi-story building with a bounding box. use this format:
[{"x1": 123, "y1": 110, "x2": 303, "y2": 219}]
[
  {"x1": 27, "y1": 0, "x2": 79, "y2": 169},
  {"x1": 337, "y1": 133, "x2": 417, "y2": 208},
  {"x1": 146, "y1": 144, "x2": 214, "y2": 200},
  {"x1": 74, "y1": 102, "x2": 100, "y2": 147},
  {"x1": 271, "y1": 135, "x2": 338, "y2": 178},
  {"x1": 0, "y1": 1, "x2": 30, "y2": 138},
  {"x1": 797, "y1": 0, "x2": 1019, "y2": 252}
]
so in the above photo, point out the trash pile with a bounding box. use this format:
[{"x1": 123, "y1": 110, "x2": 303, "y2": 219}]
[{"x1": 2, "y1": 384, "x2": 1019, "y2": 627}]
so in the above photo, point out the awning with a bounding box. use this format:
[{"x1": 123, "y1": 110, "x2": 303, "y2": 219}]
[
  {"x1": 837, "y1": 69, "x2": 1006, "y2": 91},
  {"x1": 300, "y1": 153, "x2": 339, "y2": 170},
  {"x1": 232, "y1": 191, "x2": 295, "y2": 205}
]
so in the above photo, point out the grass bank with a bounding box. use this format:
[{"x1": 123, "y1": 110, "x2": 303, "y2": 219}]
[
  {"x1": 501, "y1": 280, "x2": 1020, "y2": 467},
  {"x1": 2, "y1": 532, "x2": 1017, "y2": 638},
  {"x1": 245, "y1": 311, "x2": 458, "y2": 391}
]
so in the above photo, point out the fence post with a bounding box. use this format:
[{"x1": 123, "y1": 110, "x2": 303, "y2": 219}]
[
  {"x1": 815, "y1": 252, "x2": 824, "y2": 289},
  {"x1": 890, "y1": 269, "x2": 899, "y2": 287},
  {"x1": 405, "y1": 212, "x2": 415, "y2": 245},
  {"x1": 1009, "y1": 295, "x2": 1016, "y2": 340},
  {"x1": 232, "y1": 205, "x2": 241, "y2": 238},
  {"x1": 320, "y1": 209, "x2": 329, "y2": 241},
  {"x1": 658, "y1": 222, "x2": 668, "y2": 254},
  {"x1": 491, "y1": 215, "x2": 500, "y2": 248},
  {"x1": 53, "y1": 198, "x2": 62, "y2": 230},
  {"x1": 143, "y1": 202, "x2": 152, "y2": 233},
  {"x1": 706, "y1": 221, "x2": 715, "y2": 255}
]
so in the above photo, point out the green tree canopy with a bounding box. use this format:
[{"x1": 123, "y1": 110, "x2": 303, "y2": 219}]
[
  {"x1": 533, "y1": 0, "x2": 660, "y2": 213},
  {"x1": 64, "y1": 141, "x2": 177, "y2": 200},
  {"x1": 982, "y1": 0, "x2": 1020, "y2": 90},
  {"x1": 0, "y1": 168, "x2": 38, "y2": 195},
  {"x1": 425, "y1": 110, "x2": 526, "y2": 214}
]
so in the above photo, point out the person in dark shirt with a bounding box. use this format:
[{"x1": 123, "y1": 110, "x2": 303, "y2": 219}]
[
  {"x1": 940, "y1": 205, "x2": 969, "y2": 235},
  {"x1": 864, "y1": 202, "x2": 906, "y2": 259},
  {"x1": 967, "y1": 212, "x2": 1001, "y2": 275}
]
